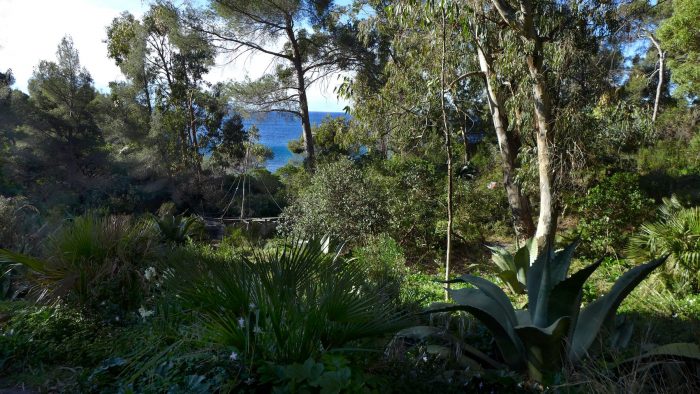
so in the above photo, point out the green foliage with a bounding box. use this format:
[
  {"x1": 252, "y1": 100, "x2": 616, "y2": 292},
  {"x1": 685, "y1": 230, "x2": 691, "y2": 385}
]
[
  {"x1": 627, "y1": 196, "x2": 700, "y2": 294},
  {"x1": 168, "y1": 238, "x2": 410, "y2": 364},
  {"x1": 281, "y1": 158, "x2": 388, "y2": 243},
  {"x1": 0, "y1": 215, "x2": 158, "y2": 315},
  {"x1": 575, "y1": 173, "x2": 652, "y2": 256},
  {"x1": 0, "y1": 304, "x2": 100, "y2": 372},
  {"x1": 638, "y1": 133, "x2": 700, "y2": 176},
  {"x1": 259, "y1": 354, "x2": 366, "y2": 393},
  {"x1": 658, "y1": 0, "x2": 700, "y2": 99},
  {"x1": 151, "y1": 213, "x2": 204, "y2": 245},
  {"x1": 352, "y1": 234, "x2": 408, "y2": 303},
  {"x1": 487, "y1": 238, "x2": 537, "y2": 295},
  {"x1": 432, "y1": 241, "x2": 665, "y2": 383}
]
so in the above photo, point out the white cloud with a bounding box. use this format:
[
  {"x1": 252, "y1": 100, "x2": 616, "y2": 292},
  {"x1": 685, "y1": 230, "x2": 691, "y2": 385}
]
[{"x1": 0, "y1": 0, "x2": 349, "y2": 112}]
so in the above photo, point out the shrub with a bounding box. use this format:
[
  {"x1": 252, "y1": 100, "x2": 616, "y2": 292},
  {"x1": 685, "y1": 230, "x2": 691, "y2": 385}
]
[
  {"x1": 280, "y1": 158, "x2": 388, "y2": 243},
  {"x1": 0, "y1": 304, "x2": 99, "y2": 371},
  {"x1": 168, "y1": 238, "x2": 411, "y2": 365},
  {"x1": 0, "y1": 195, "x2": 41, "y2": 252},
  {"x1": 0, "y1": 214, "x2": 159, "y2": 316},
  {"x1": 352, "y1": 234, "x2": 408, "y2": 303},
  {"x1": 575, "y1": 172, "x2": 652, "y2": 256},
  {"x1": 627, "y1": 196, "x2": 700, "y2": 294}
]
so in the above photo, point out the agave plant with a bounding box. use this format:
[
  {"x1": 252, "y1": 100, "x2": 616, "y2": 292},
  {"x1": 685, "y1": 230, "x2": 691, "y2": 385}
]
[
  {"x1": 168, "y1": 238, "x2": 411, "y2": 364},
  {"x1": 627, "y1": 196, "x2": 700, "y2": 294},
  {"x1": 487, "y1": 238, "x2": 537, "y2": 294},
  {"x1": 431, "y1": 240, "x2": 665, "y2": 383}
]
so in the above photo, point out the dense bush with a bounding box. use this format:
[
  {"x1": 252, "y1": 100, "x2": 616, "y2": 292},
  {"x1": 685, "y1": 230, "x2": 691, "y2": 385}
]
[
  {"x1": 575, "y1": 172, "x2": 652, "y2": 256},
  {"x1": 0, "y1": 215, "x2": 160, "y2": 316},
  {"x1": 352, "y1": 234, "x2": 408, "y2": 303},
  {"x1": 280, "y1": 158, "x2": 389, "y2": 243},
  {"x1": 168, "y1": 239, "x2": 410, "y2": 365}
]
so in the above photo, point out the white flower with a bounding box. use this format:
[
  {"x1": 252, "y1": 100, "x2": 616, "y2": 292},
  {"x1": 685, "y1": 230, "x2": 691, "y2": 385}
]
[
  {"x1": 144, "y1": 267, "x2": 157, "y2": 281},
  {"x1": 487, "y1": 181, "x2": 498, "y2": 190},
  {"x1": 238, "y1": 317, "x2": 245, "y2": 328},
  {"x1": 249, "y1": 302, "x2": 256, "y2": 310},
  {"x1": 138, "y1": 306, "x2": 155, "y2": 319},
  {"x1": 245, "y1": 377, "x2": 255, "y2": 385},
  {"x1": 229, "y1": 351, "x2": 238, "y2": 361}
]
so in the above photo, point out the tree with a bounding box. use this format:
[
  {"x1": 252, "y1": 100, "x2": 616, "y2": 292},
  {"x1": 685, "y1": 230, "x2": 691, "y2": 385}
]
[
  {"x1": 106, "y1": 3, "x2": 218, "y2": 172},
  {"x1": 657, "y1": 0, "x2": 700, "y2": 101},
  {"x1": 194, "y1": 0, "x2": 350, "y2": 170},
  {"x1": 28, "y1": 36, "x2": 99, "y2": 149}
]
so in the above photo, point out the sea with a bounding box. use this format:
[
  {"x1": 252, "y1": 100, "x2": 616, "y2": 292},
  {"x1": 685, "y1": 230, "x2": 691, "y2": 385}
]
[{"x1": 243, "y1": 111, "x2": 348, "y2": 172}]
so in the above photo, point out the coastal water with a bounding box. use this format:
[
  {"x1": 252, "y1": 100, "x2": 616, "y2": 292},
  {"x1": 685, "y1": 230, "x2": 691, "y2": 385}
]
[{"x1": 243, "y1": 111, "x2": 348, "y2": 172}]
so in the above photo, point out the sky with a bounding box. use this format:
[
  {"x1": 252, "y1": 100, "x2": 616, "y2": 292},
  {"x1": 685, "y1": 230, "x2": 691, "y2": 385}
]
[{"x1": 0, "y1": 0, "x2": 350, "y2": 112}]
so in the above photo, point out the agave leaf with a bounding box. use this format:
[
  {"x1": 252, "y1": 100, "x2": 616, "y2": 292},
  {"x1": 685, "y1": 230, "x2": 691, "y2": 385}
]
[
  {"x1": 513, "y1": 240, "x2": 532, "y2": 284},
  {"x1": 569, "y1": 256, "x2": 666, "y2": 363},
  {"x1": 435, "y1": 288, "x2": 526, "y2": 369},
  {"x1": 627, "y1": 343, "x2": 700, "y2": 362},
  {"x1": 526, "y1": 244, "x2": 551, "y2": 322},
  {"x1": 498, "y1": 271, "x2": 524, "y2": 294},
  {"x1": 487, "y1": 245, "x2": 515, "y2": 272},
  {"x1": 395, "y1": 325, "x2": 443, "y2": 341},
  {"x1": 546, "y1": 258, "x2": 603, "y2": 328},
  {"x1": 515, "y1": 317, "x2": 571, "y2": 382},
  {"x1": 550, "y1": 239, "x2": 579, "y2": 285},
  {"x1": 446, "y1": 274, "x2": 518, "y2": 327}
]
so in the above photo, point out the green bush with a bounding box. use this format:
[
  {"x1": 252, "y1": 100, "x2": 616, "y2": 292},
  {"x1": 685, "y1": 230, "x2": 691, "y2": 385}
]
[
  {"x1": 0, "y1": 304, "x2": 100, "y2": 371},
  {"x1": 280, "y1": 158, "x2": 388, "y2": 243},
  {"x1": 627, "y1": 196, "x2": 700, "y2": 294},
  {"x1": 352, "y1": 234, "x2": 408, "y2": 303},
  {"x1": 575, "y1": 172, "x2": 652, "y2": 256},
  {"x1": 0, "y1": 215, "x2": 159, "y2": 316},
  {"x1": 167, "y1": 238, "x2": 410, "y2": 365}
]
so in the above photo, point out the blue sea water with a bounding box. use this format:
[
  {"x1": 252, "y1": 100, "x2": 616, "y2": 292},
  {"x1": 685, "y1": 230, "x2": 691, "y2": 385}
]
[{"x1": 243, "y1": 111, "x2": 348, "y2": 172}]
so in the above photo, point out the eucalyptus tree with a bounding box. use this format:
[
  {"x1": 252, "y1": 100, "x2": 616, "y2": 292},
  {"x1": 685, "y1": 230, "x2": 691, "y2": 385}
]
[{"x1": 192, "y1": 0, "x2": 352, "y2": 170}]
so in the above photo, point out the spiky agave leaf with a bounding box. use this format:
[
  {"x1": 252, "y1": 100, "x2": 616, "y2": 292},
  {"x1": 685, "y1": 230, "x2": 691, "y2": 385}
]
[{"x1": 569, "y1": 256, "x2": 667, "y2": 362}]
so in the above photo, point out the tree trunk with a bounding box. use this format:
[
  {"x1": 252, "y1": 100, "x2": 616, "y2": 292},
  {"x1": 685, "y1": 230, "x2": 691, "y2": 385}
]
[
  {"x1": 648, "y1": 34, "x2": 665, "y2": 123},
  {"x1": 286, "y1": 18, "x2": 316, "y2": 171},
  {"x1": 489, "y1": 0, "x2": 558, "y2": 247},
  {"x1": 441, "y1": 9, "x2": 453, "y2": 300},
  {"x1": 527, "y1": 39, "x2": 557, "y2": 247},
  {"x1": 477, "y1": 45, "x2": 536, "y2": 240}
]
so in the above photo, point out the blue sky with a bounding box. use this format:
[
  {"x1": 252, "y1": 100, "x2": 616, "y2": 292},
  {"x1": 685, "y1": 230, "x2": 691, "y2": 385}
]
[{"x1": 0, "y1": 0, "x2": 349, "y2": 112}]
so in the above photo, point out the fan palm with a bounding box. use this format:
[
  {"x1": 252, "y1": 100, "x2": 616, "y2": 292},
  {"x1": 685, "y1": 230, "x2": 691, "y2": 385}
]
[
  {"x1": 168, "y1": 238, "x2": 412, "y2": 363},
  {"x1": 627, "y1": 196, "x2": 700, "y2": 293}
]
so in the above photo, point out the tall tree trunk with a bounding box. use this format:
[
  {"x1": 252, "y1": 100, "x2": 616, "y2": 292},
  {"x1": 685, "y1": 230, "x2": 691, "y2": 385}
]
[
  {"x1": 648, "y1": 34, "x2": 665, "y2": 123},
  {"x1": 440, "y1": 9, "x2": 453, "y2": 300},
  {"x1": 527, "y1": 39, "x2": 557, "y2": 247},
  {"x1": 490, "y1": 0, "x2": 558, "y2": 247},
  {"x1": 477, "y1": 44, "x2": 536, "y2": 240},
  {"x1": 286, "y1": 18, "x2": 316, "y2": 171}
]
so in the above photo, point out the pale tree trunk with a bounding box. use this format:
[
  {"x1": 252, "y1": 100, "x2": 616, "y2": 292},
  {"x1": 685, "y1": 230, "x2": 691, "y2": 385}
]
[
  {"x1": 647, "y1": 34, "x2": 665, "y2": 123},
  {"x1": 490, "y1": 0, "x2": 558, "y2": 248},
  {"x1": 527, "y1": 39, "x2": 557, "y2": 247},
  {"x1": 477, "y1": 44, "x2": 536, "y2": 240}
]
